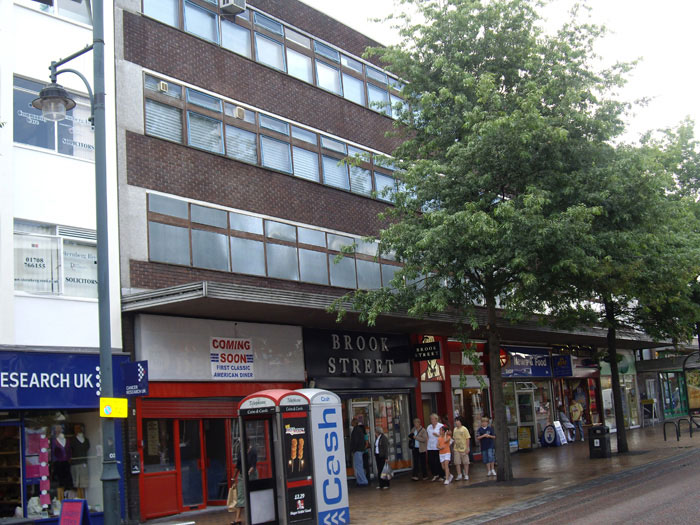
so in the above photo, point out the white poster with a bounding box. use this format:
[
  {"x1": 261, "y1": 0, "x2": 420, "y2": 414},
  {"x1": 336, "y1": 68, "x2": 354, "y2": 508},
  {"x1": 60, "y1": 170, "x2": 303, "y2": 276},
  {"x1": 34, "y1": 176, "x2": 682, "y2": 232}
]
[
  {"x1": 13, "y1": 235, "x2": 60, "y2": 293},
  {"x1": 210, "y1": 337, "x2": 254, "y2": 380},
  {"x1": 63, "y1": 240, "x2": 98, "y2": 298}
]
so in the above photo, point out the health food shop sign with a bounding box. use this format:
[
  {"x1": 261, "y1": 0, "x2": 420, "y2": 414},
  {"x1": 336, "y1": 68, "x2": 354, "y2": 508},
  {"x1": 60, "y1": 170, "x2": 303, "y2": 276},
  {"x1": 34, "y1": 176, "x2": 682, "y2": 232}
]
[{"x1": 210, "y1": 337, "x2": 254, "y2": 380}]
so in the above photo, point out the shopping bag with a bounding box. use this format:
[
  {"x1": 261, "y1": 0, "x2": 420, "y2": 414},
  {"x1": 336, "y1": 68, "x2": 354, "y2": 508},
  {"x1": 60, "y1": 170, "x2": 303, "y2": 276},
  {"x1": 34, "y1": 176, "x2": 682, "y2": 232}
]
[
  {"x1": 380, "y1": 462, "x2": 393, "y2": 480},
  {"x1": 226, "y1": 484, "x2": 238, "y2": 512}
]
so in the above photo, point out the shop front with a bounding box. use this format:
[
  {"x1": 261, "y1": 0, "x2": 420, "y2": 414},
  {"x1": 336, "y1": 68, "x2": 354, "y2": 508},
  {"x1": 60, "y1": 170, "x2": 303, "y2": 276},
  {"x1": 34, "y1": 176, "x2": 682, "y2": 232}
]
[
  {"x1": 131, "y1": 315, "x2": 305, "y2": 521},
  {"x1": 551, "y1": 347, "x2": 602, "y2": 429},
  {"x1": 600, "y1": 350, "x2": 640, "y2": 430},
  {"x1": 302, "y1": 329, "x2": 416, "y2": 479},
  {"x1": 0, "y1": 350, "x2": 128, "y2": 523},
  {"x1": 501, "y1": 347, "x2": 554, "y2": 451}
]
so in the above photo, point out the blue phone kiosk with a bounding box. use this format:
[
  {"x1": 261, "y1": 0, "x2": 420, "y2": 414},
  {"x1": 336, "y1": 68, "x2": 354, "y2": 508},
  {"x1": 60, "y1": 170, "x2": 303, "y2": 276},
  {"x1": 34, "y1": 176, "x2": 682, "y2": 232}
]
[
  {"x1": 238, "y1": 389, "x2": 315, "y2": 525},
  {"x1": 296, "y1": 389, "x2": 349, "y2": 525}
]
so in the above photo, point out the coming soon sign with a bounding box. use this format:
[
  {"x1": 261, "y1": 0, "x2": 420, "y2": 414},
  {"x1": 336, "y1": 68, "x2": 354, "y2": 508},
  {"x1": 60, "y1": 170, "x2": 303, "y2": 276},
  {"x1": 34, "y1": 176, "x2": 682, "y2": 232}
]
[{"x1": 210, "y1": 337, "x2": 255, "y2": 380}]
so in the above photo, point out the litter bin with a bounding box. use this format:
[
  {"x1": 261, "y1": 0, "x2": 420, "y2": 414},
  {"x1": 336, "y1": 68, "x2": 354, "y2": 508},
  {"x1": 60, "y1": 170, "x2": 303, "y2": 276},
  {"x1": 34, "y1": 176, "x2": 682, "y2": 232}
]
[{"x1": 588, "y1": 425, "x2": 611, "y2": 458}]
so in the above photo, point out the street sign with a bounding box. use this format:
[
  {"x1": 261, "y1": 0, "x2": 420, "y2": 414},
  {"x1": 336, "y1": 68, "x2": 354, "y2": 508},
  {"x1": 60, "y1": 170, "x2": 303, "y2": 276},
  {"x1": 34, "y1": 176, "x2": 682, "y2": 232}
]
[
  {"x1": 122, "y1": 360, "x2": 149, "y2": 397},
  {"x1": 100, "y1": 397, "x2": 128, "y2": 418},
  {"x1": 413, "y1": 341, "x2": 441, "y2": 361}
]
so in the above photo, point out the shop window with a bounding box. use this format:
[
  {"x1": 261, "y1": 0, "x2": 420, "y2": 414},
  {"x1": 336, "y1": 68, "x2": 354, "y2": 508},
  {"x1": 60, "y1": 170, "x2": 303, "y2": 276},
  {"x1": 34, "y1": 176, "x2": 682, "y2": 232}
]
[
  {"x1": 230, "y1": 237, "x2": 266, "y2": 275},
  {"x1": 292, "y1": 146, "x2": 320, "y2": 182},
  {"x1": 329, "y1": 254, "x2": 356, "y2": 289},
  {"x1": 184, "y1": 2, "x2": 219, "y2": 44},
  {"x1": 187, "y1": 111, "x2": 224, "y2": 154},
  {"x1": 255, "y1": 33, "x2": 286, "y2": 72},
  {"x1": 143, "y1": 0, "x2": 178, "y2": 27},
  {"x1": 299, "y1": 248, "x2": 328, "y2": 285},
  {"x1": 13, "y1": 77, "x2": 94, "y2": 161},
  {"x1": 192, "y1": 229, "x2": 230, "y2": 271},
  {"x1": 143, "y1": 419, "x2": 176, "y2": 473},
  {"x1": 260, "y1": 135, "x2": 292, "y2": 173},
  {"x1": 342, "y1": 73, "x2": 365, "y2": 106},
  {"x1": 221, "y1": 19, "x2": 251, "y2": 58},
  {"x1": 316, "y1": 61, "x2": 342, "y2": 95},
  {"x1": 266, "y1": 243, "x2": 299, "y2": 281},
  {"x1": 145, "y1": 99, "x2": 183, "y2": 143},
  {"x1": 148, "y1": 221, "x2": 190, "y2": 266},
  {"x1": 225, "y1": 125, "x2": 258, "y2": 164},
  {"x1": 286, "y1": 48, "x2": 313, "y2": 84},
  {"x1": 22, "y1": 412, "x2": 104, "y2": 518},
  {"x1": 322, "y1": 156, "x2": 349, "y2": 190}
]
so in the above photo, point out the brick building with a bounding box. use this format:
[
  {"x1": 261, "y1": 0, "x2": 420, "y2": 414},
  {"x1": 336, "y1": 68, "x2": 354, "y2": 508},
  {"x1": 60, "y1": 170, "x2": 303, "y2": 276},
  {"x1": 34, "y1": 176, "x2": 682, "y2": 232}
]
[{"x1": 113, "y1": 1, "x2": 655, "y2": 521}]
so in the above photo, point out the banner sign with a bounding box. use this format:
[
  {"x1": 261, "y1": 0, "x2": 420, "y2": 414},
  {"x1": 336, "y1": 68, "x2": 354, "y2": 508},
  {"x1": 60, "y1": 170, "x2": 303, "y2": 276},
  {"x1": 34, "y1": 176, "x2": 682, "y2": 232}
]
[
  {"x1": 413, "y1": 341, "x2": 441, "y2": 362},
  {"x1": 0, "y1": 352, "x2": 128, "y2": 409},
  {"x1": 501, "y1": 347, "x2": 551, "y2": 378},
  {"x1": 122, "y1": 361, "x2": 149, "y2": 397},
  {"x1": 210, "y1": 337, "x2": 254, "y2": 380},
  {"x1": 552, "y1": 355, "x2": 573, "y2": 377},
  {"x1": 59, "y1": 499, "x2": 91, "y2": 525}
]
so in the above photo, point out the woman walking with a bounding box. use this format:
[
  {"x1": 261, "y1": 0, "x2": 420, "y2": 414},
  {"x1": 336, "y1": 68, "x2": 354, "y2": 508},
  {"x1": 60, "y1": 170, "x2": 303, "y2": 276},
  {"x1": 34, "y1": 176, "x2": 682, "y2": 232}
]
[
  {"x1": 409, "y1": 418, "x2": 428, "y2": 480},
  {"x1": 374, "y1": 426, "x2": 390, "y2": 490}
]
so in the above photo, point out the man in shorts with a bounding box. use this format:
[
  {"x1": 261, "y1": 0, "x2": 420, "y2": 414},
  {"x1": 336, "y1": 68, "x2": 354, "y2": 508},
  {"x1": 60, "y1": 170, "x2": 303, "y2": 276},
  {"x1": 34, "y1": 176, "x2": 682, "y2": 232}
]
[{"x1": 452, "y1": 416, "x2": 471, "y2": 480}]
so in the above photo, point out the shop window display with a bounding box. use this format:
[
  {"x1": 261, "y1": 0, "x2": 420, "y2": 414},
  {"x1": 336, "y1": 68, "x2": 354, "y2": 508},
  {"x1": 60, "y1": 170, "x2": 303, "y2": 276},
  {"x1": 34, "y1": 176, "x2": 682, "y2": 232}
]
[
  {"x1": 0, "y1": 425, "x2": 21, "y2": 518},
  {"x1": 22, "y1": 411, "x2": 103, "y2": 519}
]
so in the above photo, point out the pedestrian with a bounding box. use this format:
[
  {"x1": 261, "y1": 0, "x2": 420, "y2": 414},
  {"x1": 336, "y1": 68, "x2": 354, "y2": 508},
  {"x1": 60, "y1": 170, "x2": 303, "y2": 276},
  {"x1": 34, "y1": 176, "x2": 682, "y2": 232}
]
[
  {"x1": 569, "y1": 399, "x2": 585, "y2": 441},
  {"x1": 350, "y1": 418, "x2": 368, "y2": 487},
  {"x1": 452, "y1": 416, "x2": 471, "y2": 481},
  {"x1": 362, "y1": 425, "x2": 370, "y2": 479},
  {"x1": 557, "y1": 404, "x2": 576, "y2": 441},
  {"x1": 426, "y1": 413, "x2": 445, "y2": 481},
  {"x1": 437, "y1": 426, "x2": 453, "y2": 484},
  {"x1": 374, "y1": 426, "x2": 390, "y2": 490},
  {"x1": 409, "y1": 418, "x2": 428, "y2": 480},
  {"x1": 231, "y1": 442, "x2": 258, "y2": 525},
  {"x1": 476, "y1": 416, "x2": 496, "y2": 477}
]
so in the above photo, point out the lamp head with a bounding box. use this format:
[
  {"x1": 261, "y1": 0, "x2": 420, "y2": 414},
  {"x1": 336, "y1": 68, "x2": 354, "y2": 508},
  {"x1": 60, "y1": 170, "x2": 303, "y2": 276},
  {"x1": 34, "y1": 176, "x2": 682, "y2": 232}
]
[{"x1": 32, "y1": 83, "x2": 76, "y2": 122}]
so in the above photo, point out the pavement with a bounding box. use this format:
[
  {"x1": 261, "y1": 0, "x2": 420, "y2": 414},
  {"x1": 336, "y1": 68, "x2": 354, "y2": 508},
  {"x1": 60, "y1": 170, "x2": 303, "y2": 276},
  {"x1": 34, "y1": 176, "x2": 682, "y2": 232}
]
[{"x1": 146, "y1": 423, "x2": 699, "y2": 525}]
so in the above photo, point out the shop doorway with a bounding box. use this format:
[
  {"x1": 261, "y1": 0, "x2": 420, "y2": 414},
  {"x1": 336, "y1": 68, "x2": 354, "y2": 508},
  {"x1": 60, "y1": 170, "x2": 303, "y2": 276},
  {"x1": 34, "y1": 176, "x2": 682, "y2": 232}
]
[{"x1": 516, "y1": 387, "x2": 536, "y2": 445}]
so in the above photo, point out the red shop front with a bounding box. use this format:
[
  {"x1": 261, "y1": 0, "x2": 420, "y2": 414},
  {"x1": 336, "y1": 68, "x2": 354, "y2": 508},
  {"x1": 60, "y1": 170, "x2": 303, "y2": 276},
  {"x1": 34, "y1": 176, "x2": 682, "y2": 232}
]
[{"x1": 130, "y1": 315, "x2": 306, "y2": 521}]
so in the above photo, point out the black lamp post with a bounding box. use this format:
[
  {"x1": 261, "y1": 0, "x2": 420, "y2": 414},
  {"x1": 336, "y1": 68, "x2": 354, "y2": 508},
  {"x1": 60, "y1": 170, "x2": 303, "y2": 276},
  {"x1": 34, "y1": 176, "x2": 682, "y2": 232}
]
[{"x1": 31, "y1": 1, "x2": 119, "y2": 524}]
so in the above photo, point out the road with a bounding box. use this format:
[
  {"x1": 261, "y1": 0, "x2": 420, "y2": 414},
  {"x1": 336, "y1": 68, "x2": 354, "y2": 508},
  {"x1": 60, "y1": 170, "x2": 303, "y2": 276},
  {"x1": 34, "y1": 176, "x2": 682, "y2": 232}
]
[{"x1": 487, "y1": 448, "x2": 700, "y2": 524}]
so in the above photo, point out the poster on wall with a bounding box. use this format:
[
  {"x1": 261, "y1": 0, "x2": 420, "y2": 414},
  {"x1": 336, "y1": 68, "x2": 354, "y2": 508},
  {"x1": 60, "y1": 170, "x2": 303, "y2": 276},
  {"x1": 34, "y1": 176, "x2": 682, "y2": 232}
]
[
  {"x1": 210, "y1": 337, "x2": 254, "y2": 380},
  {"x1": 282, "y1": 415, "x2": 311, "y2": 480}
]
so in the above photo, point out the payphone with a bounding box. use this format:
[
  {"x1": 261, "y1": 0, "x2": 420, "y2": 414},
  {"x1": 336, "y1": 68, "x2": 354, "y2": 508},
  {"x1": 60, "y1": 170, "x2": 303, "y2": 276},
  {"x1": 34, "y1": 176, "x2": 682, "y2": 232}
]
[
  {"x1": 238, "y1": 389, "x2": 315, "y2": 525},
  {"x1": 296, "y1": 389, "x2": 349, "y2": 525}
]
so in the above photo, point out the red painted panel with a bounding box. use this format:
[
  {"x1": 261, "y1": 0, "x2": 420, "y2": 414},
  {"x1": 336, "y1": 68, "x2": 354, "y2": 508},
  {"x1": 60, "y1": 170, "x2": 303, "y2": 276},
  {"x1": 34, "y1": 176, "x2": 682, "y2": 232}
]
[
  {"x1": 141, "y1": 471, "x2": 179, "y2": 519},
  {"x1": 147, "y1": 382, "x2": 303, "y2": 398}
]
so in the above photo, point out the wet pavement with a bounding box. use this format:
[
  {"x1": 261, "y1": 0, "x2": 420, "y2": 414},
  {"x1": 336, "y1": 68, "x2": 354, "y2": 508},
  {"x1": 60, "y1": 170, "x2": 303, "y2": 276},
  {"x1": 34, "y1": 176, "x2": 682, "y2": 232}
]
[{"x1": 147, "y1": 424, "x2": 699, "y2": 525}]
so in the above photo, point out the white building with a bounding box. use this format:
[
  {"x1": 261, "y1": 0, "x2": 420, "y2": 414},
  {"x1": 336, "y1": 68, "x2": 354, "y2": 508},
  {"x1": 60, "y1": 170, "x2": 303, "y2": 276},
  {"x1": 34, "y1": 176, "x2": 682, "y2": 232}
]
[{"x1": 0, "y1": 0, "x2": 122, "y2": 520}]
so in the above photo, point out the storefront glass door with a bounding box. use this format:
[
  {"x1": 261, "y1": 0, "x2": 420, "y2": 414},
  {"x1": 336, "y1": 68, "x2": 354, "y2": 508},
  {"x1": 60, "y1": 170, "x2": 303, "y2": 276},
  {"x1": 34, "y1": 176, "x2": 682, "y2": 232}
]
[
  {"x1": 661, "y1": 372, "x2": 688, "y2": 418},
  {"x1": 516, "y1": 389, "x2": 536, "y2": 446},
  {"x1": 179, "y1": 420, "x2": 205, "y2": 509}
]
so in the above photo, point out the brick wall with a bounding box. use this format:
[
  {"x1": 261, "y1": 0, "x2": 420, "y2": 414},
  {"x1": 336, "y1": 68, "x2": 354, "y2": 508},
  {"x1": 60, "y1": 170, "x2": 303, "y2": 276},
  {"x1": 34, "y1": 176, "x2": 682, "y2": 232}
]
[
  {"x1": 123, "y1": 12, "x2": 401, "y2": 153},
  {"x1": 126, "y1": 132, "x2": 390, "y2": 236}
]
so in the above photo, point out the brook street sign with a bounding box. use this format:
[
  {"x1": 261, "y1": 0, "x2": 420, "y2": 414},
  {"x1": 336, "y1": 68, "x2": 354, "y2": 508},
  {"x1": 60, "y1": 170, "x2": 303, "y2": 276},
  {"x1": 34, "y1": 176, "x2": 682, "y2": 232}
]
[{"x1": 413, "y1": 341, "x2": 441, "y2": 361}]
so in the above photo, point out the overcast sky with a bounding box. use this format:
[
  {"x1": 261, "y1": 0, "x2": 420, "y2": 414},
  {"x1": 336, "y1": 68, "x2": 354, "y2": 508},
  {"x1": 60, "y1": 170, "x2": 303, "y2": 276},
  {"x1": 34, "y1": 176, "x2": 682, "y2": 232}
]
[{"x1": 299, "y1": 0, "x2": 700, "y2": 144}]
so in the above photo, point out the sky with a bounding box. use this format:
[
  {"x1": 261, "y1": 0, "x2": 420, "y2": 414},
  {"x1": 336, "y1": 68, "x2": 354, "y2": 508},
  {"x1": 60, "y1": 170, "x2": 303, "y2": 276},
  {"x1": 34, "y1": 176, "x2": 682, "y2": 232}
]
[{"x1": 299, "y1": 0, "x2": 700, "y2": 144}]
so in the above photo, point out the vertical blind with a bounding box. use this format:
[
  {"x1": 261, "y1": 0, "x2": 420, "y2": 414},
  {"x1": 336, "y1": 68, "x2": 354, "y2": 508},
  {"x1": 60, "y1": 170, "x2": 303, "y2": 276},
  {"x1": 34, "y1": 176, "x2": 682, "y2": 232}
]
[{"x1": 145, "y1": 99, "x2": 182, "y2": 143}]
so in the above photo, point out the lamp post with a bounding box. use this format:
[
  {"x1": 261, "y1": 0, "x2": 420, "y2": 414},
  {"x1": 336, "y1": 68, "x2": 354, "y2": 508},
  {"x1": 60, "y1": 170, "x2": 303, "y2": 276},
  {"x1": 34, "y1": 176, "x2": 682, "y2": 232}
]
[{"x1": 32, "y1": 1, "x2": 119, "y2": 524}]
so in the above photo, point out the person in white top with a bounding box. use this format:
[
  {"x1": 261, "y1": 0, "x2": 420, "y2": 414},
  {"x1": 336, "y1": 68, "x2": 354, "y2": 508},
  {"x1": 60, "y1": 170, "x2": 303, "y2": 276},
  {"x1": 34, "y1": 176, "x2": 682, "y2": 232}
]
[{"x1": 426, "y1": 413, "x2": 444, "y2": 481}]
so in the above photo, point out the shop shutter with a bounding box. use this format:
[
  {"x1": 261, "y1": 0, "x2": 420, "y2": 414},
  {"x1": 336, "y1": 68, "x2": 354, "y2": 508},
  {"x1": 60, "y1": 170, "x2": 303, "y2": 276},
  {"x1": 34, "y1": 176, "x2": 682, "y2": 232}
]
[{"x1": 141, "y1": 399, "x2": 239, "y2": 418}]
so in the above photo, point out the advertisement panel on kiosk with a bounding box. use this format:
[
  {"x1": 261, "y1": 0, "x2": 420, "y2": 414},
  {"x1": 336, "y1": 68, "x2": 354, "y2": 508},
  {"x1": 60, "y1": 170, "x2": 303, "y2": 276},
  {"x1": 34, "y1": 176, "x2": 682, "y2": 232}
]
[
  {"x1": 238, "y1": 390, "x2": 315, "y2": 525},
  {"x1": 296, "y1": 389, "x2": 349, "y2": 525}
]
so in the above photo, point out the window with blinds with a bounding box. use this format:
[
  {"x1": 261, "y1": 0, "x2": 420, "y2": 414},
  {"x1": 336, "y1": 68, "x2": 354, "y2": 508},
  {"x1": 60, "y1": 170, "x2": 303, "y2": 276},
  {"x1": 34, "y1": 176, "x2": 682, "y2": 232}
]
[
  {"x1": 292, "y1": 147, "x2": 320, "y2": 182},
  {"x1": 226, "y1": 125, "x2": 258, "y2": 164},
  {"x1": 261, "y1": 135, "x2": 292, "y2": 173},
  {"x1": 187, "y1": 111, "x2": 223, "y2": 153},
  {"x1": 322, "y1": 156, "x2": 349, "y2": 190},
  {"x1": 145, "y1": 99, "x2": 182, "y2": 143}
]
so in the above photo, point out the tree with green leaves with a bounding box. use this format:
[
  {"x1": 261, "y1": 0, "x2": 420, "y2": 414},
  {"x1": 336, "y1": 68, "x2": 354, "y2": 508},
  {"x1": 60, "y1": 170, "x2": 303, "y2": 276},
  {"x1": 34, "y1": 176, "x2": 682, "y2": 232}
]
[{"x1": 331, "y1": 0, "x2": 640, "y2": 480}]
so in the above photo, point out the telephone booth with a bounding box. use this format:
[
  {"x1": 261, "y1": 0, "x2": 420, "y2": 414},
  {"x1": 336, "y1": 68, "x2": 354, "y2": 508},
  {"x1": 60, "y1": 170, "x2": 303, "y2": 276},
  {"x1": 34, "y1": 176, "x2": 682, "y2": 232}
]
[
  {"x1": 238, "y1": 389, "x2": 315, "y2": 525},
  {"x1": 296, "y1": 389, "x2": 349, "y2": 525}
]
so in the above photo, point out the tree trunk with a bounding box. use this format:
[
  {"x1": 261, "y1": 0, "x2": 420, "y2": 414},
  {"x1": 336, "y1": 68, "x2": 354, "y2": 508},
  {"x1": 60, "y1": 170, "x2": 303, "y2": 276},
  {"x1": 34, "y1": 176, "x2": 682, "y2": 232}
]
[
  {"x1": 486, "y1": 294, "x2": 513, "y2": 481},
  {"x1": 604, "y1": 299, "x2": 629, "y2": 454}
]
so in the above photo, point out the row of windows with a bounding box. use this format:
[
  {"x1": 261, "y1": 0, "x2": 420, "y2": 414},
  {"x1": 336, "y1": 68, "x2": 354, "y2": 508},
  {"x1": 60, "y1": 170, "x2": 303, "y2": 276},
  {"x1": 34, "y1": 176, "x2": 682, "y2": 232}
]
[
  {"x1": 144, "y1": 74, "x2": 399, "y2": 200},
  {"x1": 14, "y1": 221, "x2": 98, "y2": 299},
  {"x1": 13, "y1": 77, "x2": 95, "y2": 161},
  {"x1": 141, "y1": 0, "x2": 404, "y2": 117},
  {"x1": 147, "y1": 193, "x2": 401, "y2": 290}
]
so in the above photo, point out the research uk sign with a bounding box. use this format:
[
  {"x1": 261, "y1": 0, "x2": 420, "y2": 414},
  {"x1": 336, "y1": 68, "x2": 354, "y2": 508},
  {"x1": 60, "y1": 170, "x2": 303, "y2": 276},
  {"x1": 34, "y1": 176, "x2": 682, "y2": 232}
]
[{"x1": 210, "y1": 337, "x2": 255, "y2": 380}]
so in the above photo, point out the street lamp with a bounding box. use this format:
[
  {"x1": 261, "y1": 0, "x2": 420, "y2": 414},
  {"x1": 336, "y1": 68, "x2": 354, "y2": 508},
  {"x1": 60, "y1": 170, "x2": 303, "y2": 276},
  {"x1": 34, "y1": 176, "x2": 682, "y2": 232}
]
[{"x1": 32, "y1": 2, "x2": 120, "y2": 525}]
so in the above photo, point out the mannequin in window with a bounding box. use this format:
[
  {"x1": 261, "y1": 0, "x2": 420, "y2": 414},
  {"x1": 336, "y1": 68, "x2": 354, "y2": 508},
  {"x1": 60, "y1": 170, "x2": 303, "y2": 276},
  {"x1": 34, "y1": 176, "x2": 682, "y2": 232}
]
[
  {"x1": 51, "y1": 424, "x2": 73, "y2": 501},
  {"x1": 70, "y1": 424, "x2": 90, "y2": 499}
]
